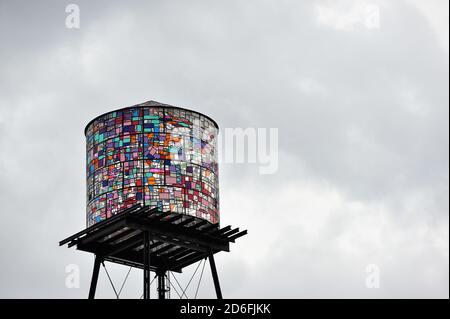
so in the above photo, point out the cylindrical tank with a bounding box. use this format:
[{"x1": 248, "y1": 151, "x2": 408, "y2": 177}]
[{"x1": 85, "y1": 101, "x2": 219, "y2": 227}]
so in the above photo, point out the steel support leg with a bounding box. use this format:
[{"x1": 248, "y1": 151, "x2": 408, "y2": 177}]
[
  {"x1": 88, "y1": 255, "x2": 102, "y2": 299},
  {"x1": 157, "y1": 271, "x2": 166, "y2": 299},
  {"x1": 143, "y1": 231, "x2": 151, "y2": 299},
  {"x1": 208, "y1": 251, "x2": 222, "y2": 299}
]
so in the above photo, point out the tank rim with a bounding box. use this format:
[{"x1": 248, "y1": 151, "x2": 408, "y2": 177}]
[{"x1": 84, "y1": 100, "x2": 220, "y2": 136}]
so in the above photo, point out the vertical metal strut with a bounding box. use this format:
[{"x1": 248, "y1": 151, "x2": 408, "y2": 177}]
[
  {"x1": 88, "y1": 254, "x2": 102, "y2": 299},
  {"x1": 208, "y1": 250, "x2": 222, "y2": 299},
  {"x1": 157, "y1": 271, "x2": 166, "y2": 299},
  {"x1": 143, "y1": 231, "x2": 151, "y2": 299}
]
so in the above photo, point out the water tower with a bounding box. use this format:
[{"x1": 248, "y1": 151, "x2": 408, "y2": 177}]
[{"x1": 60, "y1": 100, "x2": 247, "y2": 299}]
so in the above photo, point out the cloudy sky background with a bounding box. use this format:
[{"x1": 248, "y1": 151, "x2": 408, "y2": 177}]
[{"x1": 0, "y1": 0, "x2": 448, "y2": 298}]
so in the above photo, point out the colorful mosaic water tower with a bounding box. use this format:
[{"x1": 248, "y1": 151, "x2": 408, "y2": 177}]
[
  {"x1": 85, "y1": 100, "x2": 220, "y2": 226},
  {"x1": 60, "y1": 101, "x2": 246, "y2": 299}
]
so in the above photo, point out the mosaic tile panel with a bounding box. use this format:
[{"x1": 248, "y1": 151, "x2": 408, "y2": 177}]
[{"x1": 85, "y1": 104, "x2": 219, "y2": 227}]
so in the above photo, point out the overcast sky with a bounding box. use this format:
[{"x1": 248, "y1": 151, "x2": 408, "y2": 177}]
[{"x1": 0, "y1": 0, "x2": 448, "y2": 298}]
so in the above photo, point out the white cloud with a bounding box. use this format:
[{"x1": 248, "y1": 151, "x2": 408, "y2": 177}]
[
  {"x1": 315, "y1": 0, "x2": 385, "y2": 31},
  {"x1": 406, "y1": 0, "x2": 449, "y2": 52},
  {"x1": 221, "y1": 177, "x2": 448, "y2": 298}
]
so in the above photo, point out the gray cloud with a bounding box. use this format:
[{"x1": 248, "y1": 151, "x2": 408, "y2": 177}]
[{"x1": 0, "y1": 0, "x2": 448, "y2": 298}]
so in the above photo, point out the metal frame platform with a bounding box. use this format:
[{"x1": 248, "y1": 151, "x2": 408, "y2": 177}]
[{"x1": 59, "y1": 205, "x2": 247, "y2": 299}]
